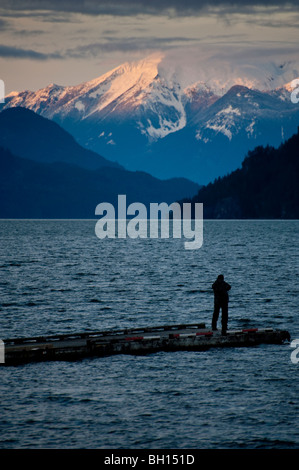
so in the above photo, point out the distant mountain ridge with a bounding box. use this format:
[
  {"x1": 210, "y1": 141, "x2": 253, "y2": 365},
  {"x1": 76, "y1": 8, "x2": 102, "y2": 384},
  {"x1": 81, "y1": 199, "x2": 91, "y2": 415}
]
[
  {"x1": 0, "y1": 107, "x2": 200, "y2": 218},
  {"x1": 2, "y1": 54, "x2": 299, "y2": 183},
  {"x1": 0, "y1": 107, "x2": 121, "y2": 171},
  {"x1": 0, "y1": 146, "x2": 199, "y2": 218}
]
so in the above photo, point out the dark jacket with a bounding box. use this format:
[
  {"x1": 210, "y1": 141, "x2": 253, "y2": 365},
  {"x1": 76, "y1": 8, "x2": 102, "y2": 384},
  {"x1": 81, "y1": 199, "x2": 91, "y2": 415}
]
[{"x1": 212, "y1": 279, "x2": 231, "y2": 303}]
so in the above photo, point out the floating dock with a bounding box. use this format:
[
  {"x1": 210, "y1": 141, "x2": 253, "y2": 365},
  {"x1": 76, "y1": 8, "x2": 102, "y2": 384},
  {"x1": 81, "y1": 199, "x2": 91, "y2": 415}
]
[{"x1": 1, "y1": 323, "x2": 290, "y2": 366}]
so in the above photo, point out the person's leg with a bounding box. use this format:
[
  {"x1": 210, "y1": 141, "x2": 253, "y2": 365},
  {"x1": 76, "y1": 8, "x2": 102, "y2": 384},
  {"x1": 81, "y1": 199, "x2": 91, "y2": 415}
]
[
  {"x1": 221, "y1": 302, "x2": 228, "y2": 334},
  {"x1": 212, "y1": 301, "x2": 220, "y2": 330}
]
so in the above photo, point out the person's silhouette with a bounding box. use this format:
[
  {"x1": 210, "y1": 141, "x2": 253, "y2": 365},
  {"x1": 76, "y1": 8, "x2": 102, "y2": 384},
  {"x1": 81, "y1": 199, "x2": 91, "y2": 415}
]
[{"x1": 212, "y1": 274, "x2": 231, "y2": 335}]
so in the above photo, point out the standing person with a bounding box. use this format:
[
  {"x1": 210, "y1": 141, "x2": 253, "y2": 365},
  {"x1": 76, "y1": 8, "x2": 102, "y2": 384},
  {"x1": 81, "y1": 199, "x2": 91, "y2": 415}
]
[{"x1": 212, "y1": 274, "x2": 231, "y2": 335}]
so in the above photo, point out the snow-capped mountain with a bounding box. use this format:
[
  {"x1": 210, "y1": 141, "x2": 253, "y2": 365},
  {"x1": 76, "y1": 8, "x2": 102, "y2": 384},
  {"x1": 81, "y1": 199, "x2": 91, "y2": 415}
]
[{"x1": 2, "y1": 53, "x2": 299, "y2": 183}]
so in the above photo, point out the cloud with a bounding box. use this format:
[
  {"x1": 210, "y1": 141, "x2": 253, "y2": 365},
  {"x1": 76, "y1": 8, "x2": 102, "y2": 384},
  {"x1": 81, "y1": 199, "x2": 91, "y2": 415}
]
[
  {"x1": 0, "y1": 35, "x2": 198, "y2": 62},
  {"x1": 14, "y1": 29, "x2": 46, "y2": 36},
  {"x1": 1, "y1": 0, "x2": 299, "y2": 17},
  {"x1": 0, "y1": 45, "x2": 62, "y2": 60},
  {"x1": 65, "y1": 36, "x2": 199, "y2": 57},
  {"x1": 0, "y1": 18, "x2": 10, "y2": 30},
  {"x1": 241, "y1": 14, "x2": 299, "y2": 28}
]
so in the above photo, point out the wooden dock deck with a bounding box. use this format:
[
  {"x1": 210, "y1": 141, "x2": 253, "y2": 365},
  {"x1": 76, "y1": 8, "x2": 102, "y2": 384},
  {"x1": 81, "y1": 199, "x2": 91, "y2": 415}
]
[{"x1": 1, "y1": 323, "x2": 291, "y2": 366}]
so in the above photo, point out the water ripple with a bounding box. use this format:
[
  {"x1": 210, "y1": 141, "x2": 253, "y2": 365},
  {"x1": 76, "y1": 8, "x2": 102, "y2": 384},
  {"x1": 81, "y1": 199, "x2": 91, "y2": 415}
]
[{"x1": 0, "y1": 220, "x2": 298, "y2": 449}]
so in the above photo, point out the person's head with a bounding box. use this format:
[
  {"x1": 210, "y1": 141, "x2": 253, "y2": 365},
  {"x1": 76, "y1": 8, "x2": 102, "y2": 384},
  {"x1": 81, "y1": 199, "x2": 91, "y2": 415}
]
[{"x1": 217, "y1": 274, "x2": 224, "y2": 281}]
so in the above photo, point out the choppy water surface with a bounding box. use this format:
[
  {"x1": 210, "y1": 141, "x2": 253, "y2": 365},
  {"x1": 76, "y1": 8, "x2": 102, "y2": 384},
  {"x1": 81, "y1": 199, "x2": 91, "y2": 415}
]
[{"x1": 0, "y1": 220, "x2": 298, "y2": 448}]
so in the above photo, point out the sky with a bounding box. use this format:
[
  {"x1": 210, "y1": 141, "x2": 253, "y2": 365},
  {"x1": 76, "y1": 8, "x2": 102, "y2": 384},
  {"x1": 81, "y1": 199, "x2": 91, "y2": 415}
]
[{"x1": 0, "y1": 0, "x2": 299, "y2": 94}]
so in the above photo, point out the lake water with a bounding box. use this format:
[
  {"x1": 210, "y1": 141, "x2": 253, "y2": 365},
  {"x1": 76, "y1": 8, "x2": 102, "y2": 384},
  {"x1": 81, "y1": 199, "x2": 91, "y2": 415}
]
[{"x1": 0, "y1": 219, "x2": 298, "y2": 449}]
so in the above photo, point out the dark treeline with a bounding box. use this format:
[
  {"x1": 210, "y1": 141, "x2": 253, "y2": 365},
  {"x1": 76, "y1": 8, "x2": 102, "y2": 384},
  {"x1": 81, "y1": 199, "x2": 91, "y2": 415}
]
[{"x1": 181, "y1": 128, "x2": 299, "y2": 219}]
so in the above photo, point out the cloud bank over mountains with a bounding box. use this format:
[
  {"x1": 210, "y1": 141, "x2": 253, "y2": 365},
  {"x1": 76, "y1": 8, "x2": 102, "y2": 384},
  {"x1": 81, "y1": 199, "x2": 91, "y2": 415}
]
[{"x1": 2, "y1": 0, "x2": 299, "y2": 16}]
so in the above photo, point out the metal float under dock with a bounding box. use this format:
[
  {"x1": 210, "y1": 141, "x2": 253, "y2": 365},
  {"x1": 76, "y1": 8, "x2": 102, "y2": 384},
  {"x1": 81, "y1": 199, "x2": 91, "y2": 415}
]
[{"x1": 1, "y1": 322, "x2": 291, "y2": 366}]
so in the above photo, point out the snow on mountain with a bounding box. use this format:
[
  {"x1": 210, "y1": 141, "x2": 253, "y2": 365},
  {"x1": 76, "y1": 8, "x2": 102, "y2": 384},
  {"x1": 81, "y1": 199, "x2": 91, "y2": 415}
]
[
  {"x1": 193, "y1": 82, "x2": 299, "y2": 146},
  {"x1": 2, "y1": 54, "x2": 299, "y2": 183},
  {"x1": 4, "y1": 53, "x2": 156, "y2": 113},
  {"x1": 203, "y1": 105, "x2": 242, "y2": 141},
  {"x1": 81, "y1": 53, "x2": 163, "y2": 118},
  {"x1": 4, "y1": 52, "x2": 188, "y2": 141},
  {"x1": 137, "y1": 76, "x2": 187, "y2": 139},
  {"x1": 4, "y1": 53, "x2": 298, "y2": 137}
]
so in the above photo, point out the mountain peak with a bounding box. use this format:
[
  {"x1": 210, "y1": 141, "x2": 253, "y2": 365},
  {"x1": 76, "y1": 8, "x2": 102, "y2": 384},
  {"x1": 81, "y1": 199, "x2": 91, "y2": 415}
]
[
  {"x1": 87, "y1": 52, "x2": 164, "y2": 89},
  {"x1": 81, "y1": 53, "x2": 165, "y2": 118},
  {"x1": 114, "y1": 52, "x2": 164, "y2": 75},
  {"x1": 2, "y1": 53, "x2": 165, "y2": 120}
]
